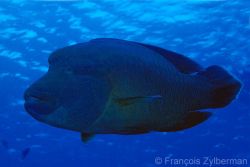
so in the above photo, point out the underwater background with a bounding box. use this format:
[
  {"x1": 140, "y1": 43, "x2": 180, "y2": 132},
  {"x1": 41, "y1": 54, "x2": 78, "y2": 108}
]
[{"x1": 0, "y1": 0, "x2": 249, "y2": 167}]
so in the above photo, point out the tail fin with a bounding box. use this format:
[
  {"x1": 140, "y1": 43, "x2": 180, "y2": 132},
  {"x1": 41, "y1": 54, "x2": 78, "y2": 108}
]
[{"x1": 197, "y1": 65, "x2": 242, "y2": 108}]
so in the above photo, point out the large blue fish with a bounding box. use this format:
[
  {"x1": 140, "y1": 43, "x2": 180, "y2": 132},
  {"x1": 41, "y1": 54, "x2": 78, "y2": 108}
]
[{"x1": 24, "y1": 38, "x2": 241, "y2": 142}]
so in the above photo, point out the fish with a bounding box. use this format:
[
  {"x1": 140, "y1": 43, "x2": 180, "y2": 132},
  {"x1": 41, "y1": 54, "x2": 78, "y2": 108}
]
[
  {"x1": 24, "y1": 38, "x2": 242, "y2": 142},
  {"x1": 1, "y1": 139, "x2": 31, "y2": 159},
  {"x1": 21, "y1": 147, "x2": 30, "y2": 160},
  {"x1": 0, "y1": 140, "x2": 9, "y2": 149}
]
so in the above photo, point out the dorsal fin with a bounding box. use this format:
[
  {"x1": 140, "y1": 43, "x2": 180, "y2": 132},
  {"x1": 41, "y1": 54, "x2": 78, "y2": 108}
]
[{"x1": 135, "y1": 43, "x2": 203, "y2": 74}]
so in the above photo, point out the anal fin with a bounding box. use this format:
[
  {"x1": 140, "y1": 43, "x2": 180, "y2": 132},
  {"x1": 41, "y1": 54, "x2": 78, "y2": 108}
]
[{"x1": 159, "y1": 111, "x2": 212, "y2": 132}]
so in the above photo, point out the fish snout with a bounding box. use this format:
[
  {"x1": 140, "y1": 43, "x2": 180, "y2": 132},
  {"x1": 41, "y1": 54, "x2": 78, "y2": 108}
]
[{"x1": 24, "y1": 89, "x2": 56, "y2": 115}]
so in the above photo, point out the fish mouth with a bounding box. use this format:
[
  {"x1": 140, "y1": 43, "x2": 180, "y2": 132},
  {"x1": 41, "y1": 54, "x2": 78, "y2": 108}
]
[{"x1": 24, "y1": 91, "x2": 55, "y2": 116}]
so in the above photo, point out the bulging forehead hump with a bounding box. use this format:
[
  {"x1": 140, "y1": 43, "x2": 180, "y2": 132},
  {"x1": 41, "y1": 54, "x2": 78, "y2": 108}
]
[
  {"x1": 48, "y1": 41, "x2": 111, "y2": 68},
  {"x1": 47, "y1": 42, "x2": 113, "y2": 75},
  {"x1": 47, "y1": 39, "x2": 155, "y2": 71},
  {"x1": 48, "y1": 42, "x2": 90, "y2": 65}
]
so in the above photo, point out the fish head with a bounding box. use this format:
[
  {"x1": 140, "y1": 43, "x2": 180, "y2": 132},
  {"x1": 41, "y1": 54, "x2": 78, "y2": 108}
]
[{"x1": 24, "y1": 45, "x2": 111, "y2": 132}]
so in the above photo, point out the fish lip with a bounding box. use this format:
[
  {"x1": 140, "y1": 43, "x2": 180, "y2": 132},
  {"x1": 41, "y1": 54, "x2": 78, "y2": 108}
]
[
  {"x1": 25, "y1": 96, "x2": 42, "y2": 103},
  {"x1": 24, "y1": 96, "x2": 42, "y2": 116},
  {"x1": 24, "y1": 90, "x2": 50, "y2": 102},
  {"x1": 24, "y1": 95, "x2": 55, "y2": 116},
  {"x1": 24, "y1": 105, "x2": 42, "y2": 118},
  {"x1": 24, "y1": 100, "x2": 43, "y2": 118}
]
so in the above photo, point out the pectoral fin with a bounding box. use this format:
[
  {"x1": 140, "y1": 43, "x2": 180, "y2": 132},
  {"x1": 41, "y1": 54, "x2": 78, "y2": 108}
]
[
  {"x1": 115, "y1": 95, "x2": 162, "y2": 106},
  {"x1": 81, "y1": 133, "x2": 95, "y2": 143}
]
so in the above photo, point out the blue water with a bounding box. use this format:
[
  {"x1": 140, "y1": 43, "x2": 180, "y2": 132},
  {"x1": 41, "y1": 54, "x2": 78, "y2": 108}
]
[{"x1": 0, "y1": 1, "x2": 249, "y2": 167}]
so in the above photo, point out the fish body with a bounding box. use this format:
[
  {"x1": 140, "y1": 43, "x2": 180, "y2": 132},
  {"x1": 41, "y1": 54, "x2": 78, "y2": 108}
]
[{"x1": 24, "y1": 38, "x2": 241, "y2": 140}]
